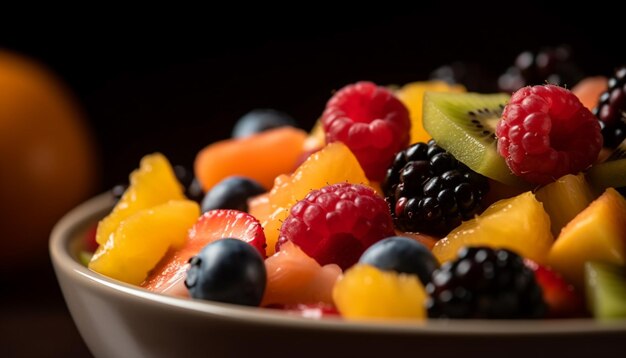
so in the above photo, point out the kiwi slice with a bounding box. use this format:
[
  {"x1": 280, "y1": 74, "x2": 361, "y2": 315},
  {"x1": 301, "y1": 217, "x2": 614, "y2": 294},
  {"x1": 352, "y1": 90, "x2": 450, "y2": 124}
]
[
  {"x1": 422, "y1": 92, "x2": 529, "y2": 188},
  {"x1": 585, "y1": 261, "x2": 626, "y2": 319},
  {"x1": 587, "y1": 139, "x2": 626, "y2": 193}
]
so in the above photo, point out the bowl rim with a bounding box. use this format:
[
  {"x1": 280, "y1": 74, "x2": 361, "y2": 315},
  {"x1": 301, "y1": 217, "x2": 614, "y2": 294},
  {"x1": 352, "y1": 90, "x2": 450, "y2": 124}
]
[{"x1": 50, "y1": 193, "x2": 626, "y2": 336}]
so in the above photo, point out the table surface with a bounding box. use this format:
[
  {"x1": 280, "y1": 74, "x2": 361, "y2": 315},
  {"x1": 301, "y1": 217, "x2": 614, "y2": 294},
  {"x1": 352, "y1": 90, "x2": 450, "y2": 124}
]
[{"x1": 0, "y1": 259, "x2": 92, "y2": 357}]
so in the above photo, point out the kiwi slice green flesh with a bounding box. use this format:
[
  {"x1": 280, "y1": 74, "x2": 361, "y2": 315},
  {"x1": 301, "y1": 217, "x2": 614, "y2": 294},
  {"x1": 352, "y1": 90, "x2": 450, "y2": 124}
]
[
  {"x1": 422, "y1": 92, "x2": 529, "y2": 188},
  {"x1": 585, "y1": 261, "x2": 626, "y2": 319},
  {"x1": 587, "y1": 139, "x2": 626, "y2": 193}
]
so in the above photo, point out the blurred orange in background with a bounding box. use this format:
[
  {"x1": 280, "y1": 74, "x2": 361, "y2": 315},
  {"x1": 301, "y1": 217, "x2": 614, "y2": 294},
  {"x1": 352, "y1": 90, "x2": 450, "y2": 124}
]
[{"x1": 0, "y1": 50, "x2": 98, "y2": 274}]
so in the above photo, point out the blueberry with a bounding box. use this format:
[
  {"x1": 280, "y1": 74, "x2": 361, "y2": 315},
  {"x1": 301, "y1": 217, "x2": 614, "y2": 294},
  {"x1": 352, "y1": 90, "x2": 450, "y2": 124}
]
[
  {"x1": 201, "y1": 176, "x2": 266, "y2": 213},
  {"x1": 185, "y1": 239, "x2": 266, "y2": 306},
  {"x1": 110, "y1": 184, "x2": 127, "y2": 202},
  {"x1": 359, "y1": 236, "x2": 439, "y2": 285},
  {"x1": 232, "y1": 109, "x2": 297, "y2": 138}
]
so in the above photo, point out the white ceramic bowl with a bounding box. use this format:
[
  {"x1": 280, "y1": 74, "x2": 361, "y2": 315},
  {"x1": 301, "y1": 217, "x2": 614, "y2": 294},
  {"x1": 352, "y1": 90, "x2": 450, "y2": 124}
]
[{"x1": 51, "y1": 194, "x2": 626, "y2": 358}]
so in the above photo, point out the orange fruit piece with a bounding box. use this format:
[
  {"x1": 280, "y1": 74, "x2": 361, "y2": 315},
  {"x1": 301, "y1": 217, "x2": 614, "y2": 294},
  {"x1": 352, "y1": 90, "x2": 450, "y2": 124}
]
[
  {"x1": 89, "y1": 200, "x2": 200, "y2": 285},
  {"x1": 262, "y1": 142, "x2": 370, "y2": 255},
  {"x1": 262, "y1": 241, "x2": 341, "y2": 306},
  {"x1": 0, "y1": 50, "x2": 97, "y2": 271},
  {"x1": 96, "y1": 153, "x2": 185, "y2": 246},
  {"x1": 333, "y1": 264, "x2": 427, "y2": 320},
  {"x1": 433, "y1": 191, "x2": 553, "y2": 265},
  {"x1": 195, "y1": 127, "x2": 307, "y2": 191},
  {"x1": 396, "y1": 81, "x2": 466, "y2": 144},
  {"x1": 572, "y1": 76, "x2": 608, "y2": 111}
]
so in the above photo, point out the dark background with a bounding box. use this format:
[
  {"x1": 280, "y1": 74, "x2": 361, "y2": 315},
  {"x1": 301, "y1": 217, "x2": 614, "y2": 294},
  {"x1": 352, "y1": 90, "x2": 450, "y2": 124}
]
[
  {"x1": 2, "y1": 6, "x2": 623, "y2": 189},
  {"x1": 1, "y1": 6, "x2": 623, "y2": 357}
]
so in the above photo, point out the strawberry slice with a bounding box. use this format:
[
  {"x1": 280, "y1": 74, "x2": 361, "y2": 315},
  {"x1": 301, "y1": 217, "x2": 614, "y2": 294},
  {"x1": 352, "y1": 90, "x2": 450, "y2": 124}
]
[
  {"x1": 142, "y1": 210, "x2": 266, "y2": 296},
  {"x1": 524, "y1": 259, "x2": 585, "y2": 318}
]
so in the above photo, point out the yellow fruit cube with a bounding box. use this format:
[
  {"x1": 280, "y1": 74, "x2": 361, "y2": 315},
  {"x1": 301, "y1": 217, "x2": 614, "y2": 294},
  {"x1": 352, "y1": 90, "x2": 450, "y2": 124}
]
[
  {"x1": 535, "y1": 173, "x2": 595, "y2": 237},
  {"x1": 89, "y1": 200, "x2": 200, "y2": 285},
  {"x1": 433, "y1": 191, "x2": 553, "y2": 264},
  {"x1": 548, "y1": 188, "x2": 626, "y2": 288},
  {"x1": 333, "y1": 265, "x2": 427, "y2": 320}
]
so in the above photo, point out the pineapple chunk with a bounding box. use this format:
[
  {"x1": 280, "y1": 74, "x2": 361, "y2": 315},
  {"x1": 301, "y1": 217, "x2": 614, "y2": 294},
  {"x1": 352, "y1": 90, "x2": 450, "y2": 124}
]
[
  {"x1": 548, "y1": 188, "x2": 626, "y2": 288},
  {"x1": 433, "y1": 191, "x2": 553, "y2": 264},
  {"x1": 535, "y1": 173, "x2": 595, "y2": 237}
]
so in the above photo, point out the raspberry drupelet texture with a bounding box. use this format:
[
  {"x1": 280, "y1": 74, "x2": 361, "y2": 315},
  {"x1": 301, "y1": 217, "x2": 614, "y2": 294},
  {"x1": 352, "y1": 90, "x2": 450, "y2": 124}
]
[
  {"x1": 496, "y1": 84, "x2": 602, "y2": 184},
  {"x1": 322, "y1": 81, "x2": 411, "y2": 182},
  {"x1": 277, "y1": 183, "x2": 395, "y2": 270}
]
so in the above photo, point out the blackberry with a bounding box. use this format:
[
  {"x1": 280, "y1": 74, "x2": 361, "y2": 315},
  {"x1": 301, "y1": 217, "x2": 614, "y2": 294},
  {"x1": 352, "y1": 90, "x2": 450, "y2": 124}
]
[
  {"x1": 498, "y1": 46, "x2": 584, "y2": 93},
  {"x1": 593, "y1": 66, "x2": 626, "y2": 148},
  {"x1": 426, "y1": 247, "x2": 547, "y2": 319},
  {"x1": 383, "y1": 140, "x2": 489, "y2": 237}
]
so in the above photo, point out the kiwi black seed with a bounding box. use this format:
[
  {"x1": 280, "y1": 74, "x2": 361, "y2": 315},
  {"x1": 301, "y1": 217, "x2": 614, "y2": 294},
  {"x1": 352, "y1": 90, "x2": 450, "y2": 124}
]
[
  {"x1": 467, "y1": 105, "x2": 505, "y2": 140},
  {"x1": 422, "y1": 92, "x2": 529, "y2": 188}
]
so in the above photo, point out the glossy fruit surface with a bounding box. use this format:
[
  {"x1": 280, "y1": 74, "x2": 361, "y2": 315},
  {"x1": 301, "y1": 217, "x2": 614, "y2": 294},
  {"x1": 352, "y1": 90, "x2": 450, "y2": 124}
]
[
  {"x1": 497, "y1": 85, "x2": 602, "y2": 184},
  {"x1": 186, "y1": 239, "x2": 266, "y2": 306},
  {"x1": 195, "y1": 126, "x2": 307, "y2": 191},
  {"x1": 261, "y1": 142, "x2": 369, "y2": 256},
  {"x1": 142, "y1": 210, "x2": 265, "y2": 295},
  {"x1": 535, "y1": 173, "x2": 594, "y2": 237},
  {"x1": 548, "y1": 188, "x2": 626, "y2": 287},
  {"x1": 333, "y1": 265, "x2": 427, "y2": 320},
  {"x1": 201, "y1": 176, "x2": 266, "y2": 213},
  {"x1": 322, "y1": 81, "x2": 411, "y2": 181},
  {"x1": 278, "y1": 183, "x2": 394, "y2": 270},
  {"x1": 384, "y1": 140, "x2": 489, "y2": 236},
  {"x1": 359, "y1": 236, "x2": 439, "y2": 285},
  {"x1": 89, "y1": 200, "x2": 200, "y2": 285},
  {"x1": 262, "y1": 241, "x2": 341, "y2": 306},
  {"x1": 433, "y1": 191, "x2": 553, "y2": 264},
  {"x1": 427, "y1": 247, "x2": 546, "y2": 319},
  {"x1": 96, "y1": 153, "x2": 185, "y2": 246},
  {"x1": 593, "y1": 66, "x2": 626, "y2": 148},
  {"x1": 524, "y1": 258, "x2": 584, "y2": 318}
]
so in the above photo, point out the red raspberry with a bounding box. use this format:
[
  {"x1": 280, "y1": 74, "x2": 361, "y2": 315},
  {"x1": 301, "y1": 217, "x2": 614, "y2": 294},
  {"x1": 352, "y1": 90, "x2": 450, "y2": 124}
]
[
  {"x1": 277, "y1": 183, "x2": 395, "y2": 270},
  {"x1": 322, "y1": 81, "x2": 411, "y2": 182},
  {"x1": 496, "y1": 84, "x2": 602, "y2": 184}
]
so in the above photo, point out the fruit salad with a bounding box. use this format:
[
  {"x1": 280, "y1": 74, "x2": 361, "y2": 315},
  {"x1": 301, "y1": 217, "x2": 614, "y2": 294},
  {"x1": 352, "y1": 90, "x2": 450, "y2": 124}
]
[{"x1": 82, "y1": 55, "x2": 626, "y2": 321}]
